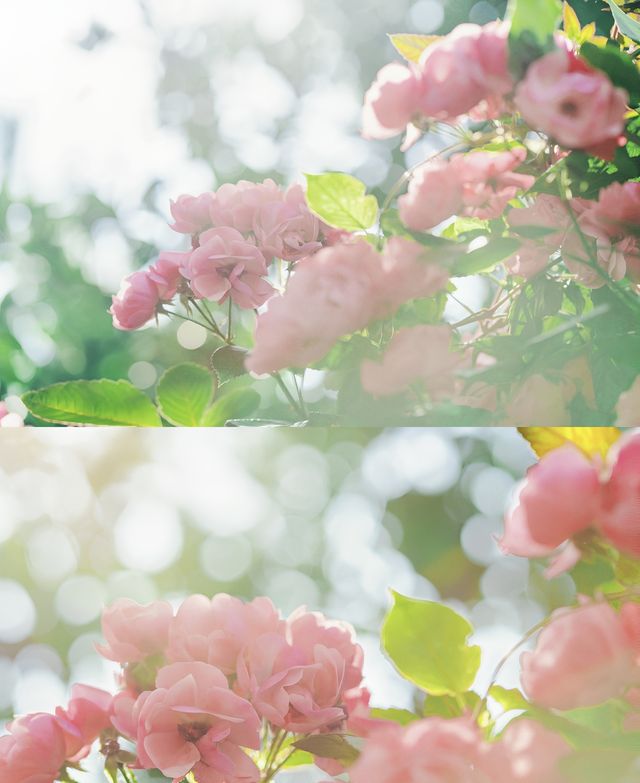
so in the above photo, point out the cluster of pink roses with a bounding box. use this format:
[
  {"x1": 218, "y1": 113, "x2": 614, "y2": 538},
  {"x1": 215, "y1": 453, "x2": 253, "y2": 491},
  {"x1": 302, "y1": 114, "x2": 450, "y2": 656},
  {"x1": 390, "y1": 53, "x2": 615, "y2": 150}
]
[
  {"x1": 363, "y1": 22, "x2": 628, "y2": 159},
  {"x1": 0, "y1": 593, "x2": 365, "y2": 783},
  {"x1": 501, "y1": 430, "x2": 640, "y2": 571},
  {"x1": 507, "y1": 182, "x2": 640, "y2": 287},
  {"x1": 110, "y1": 180, "x2": 324, "y2": 330}
]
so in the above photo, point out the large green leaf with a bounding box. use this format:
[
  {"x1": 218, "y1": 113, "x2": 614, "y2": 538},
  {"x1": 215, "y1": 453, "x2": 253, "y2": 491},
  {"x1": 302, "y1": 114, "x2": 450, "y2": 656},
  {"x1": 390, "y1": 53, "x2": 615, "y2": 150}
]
[
  {"x1": 451, "y1": 237, "x2": 521, "y2": 276},
  {"x1": 381, "y1": 592, "x2": 481, "y2": 695},
  {"x1": 156, "y1": 363, "x2": 217, "y2": 427},
  {"x1": 22, "y1": 380, "x2": 162, "y2": 427},
  {"x1": 605, "y1": 0, "x2": 640, "y2": 43},
  {"x1": 200, "y1": 389, "x2": 261, "y2": 427},
  {"x1": 305, "y1": 173, "x2": 378, "y2": 232}
]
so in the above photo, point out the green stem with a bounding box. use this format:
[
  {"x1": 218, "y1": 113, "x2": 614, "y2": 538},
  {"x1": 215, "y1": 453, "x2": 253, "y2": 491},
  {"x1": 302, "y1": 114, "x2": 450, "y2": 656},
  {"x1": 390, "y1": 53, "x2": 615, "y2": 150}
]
[
  {"x1": 162, "y1": 308, "x2": 220, "y2": 337},
  {"x1": 272, "y1": 372, "x2": 305, "y2": 419},
  {"x1": 227, "y1": 298, "x2": 233, "y2": 342}
]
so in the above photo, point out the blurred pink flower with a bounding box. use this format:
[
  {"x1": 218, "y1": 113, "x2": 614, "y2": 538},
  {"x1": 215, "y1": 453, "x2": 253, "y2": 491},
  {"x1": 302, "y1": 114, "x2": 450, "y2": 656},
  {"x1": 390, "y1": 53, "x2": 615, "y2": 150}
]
[
  {"x1": 97, "y1": 598, "x2": 174, "y2": 664},
  {"x1": 182, "y1": 227, "x2": 273, "y2": 308},
  {"x1": 254, "y1": 184, "x2": 322, "y2": 263},
  {"x1": 515, "y1": 49, "x2": 628, "y2": 157},
  {"x1": 350, "y1": 717, "x2": 492, "y2": 783},
  {"x1": 600, "y1": 433, "x2": 640, "y2": 558},
  {"x1": 501, "y1": 445, "x2": 601, "y2": 557},
  {"x1": 361, "y1": 325, "x2": 462, "y2": 399},
  {"x1": 134, "y1": 662, "x2": 260, "y2": 783},
  {"x1": 520, "y1": 602, "x2": 640, "y2": 710},
  {"x1": 0, "y1": 713, "x2": 67, "y2": 783},
  {"x1": 362, "y1": 62, "x2": 422, "y2": 140},
  {"x1": 170, "y1": 193, "x2": 215, "y2": 235},
  {"x1": 562, "y1": 215, "x2": 630, "y2": 288},
  {"x1": 109, "y1": 269, "x2": 162, "y2": 331},
  {"x1": 504, "y1": 375, "x2": 571, "y2": 425}
]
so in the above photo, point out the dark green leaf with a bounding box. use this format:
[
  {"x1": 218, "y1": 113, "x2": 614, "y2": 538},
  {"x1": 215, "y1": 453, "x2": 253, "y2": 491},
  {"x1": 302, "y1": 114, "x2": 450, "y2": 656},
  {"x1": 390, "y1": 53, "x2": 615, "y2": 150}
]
[
  {"x1": 605, "y1": 0, "x2": 640, "y2": 43},
  {"x1": 581, "y1": 42, "x2": 640, "y2": 105},
  {"x1": 451, "y1": 238, "x2": 521, "y2": 276},
  {"x1": 292, "y1": 735, "x2": 360, "y2": 765}
]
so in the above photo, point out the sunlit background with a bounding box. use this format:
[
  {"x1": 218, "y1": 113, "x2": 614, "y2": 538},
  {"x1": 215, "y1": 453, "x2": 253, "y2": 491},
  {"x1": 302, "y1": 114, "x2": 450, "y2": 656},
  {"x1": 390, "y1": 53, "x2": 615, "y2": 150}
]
[
  {"x1": 0, "y1": 0, "x2": 520, "y2": 400},
  {"x1": 0, "y1": 426, "x2": 593, "y2": 780}
]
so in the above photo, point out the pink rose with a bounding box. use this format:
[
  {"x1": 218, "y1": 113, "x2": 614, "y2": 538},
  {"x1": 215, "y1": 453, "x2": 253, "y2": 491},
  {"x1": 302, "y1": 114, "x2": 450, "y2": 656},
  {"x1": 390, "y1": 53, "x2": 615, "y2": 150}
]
[
  {"x1": 514, "y1": 49, "x2": 628, "y2": 157},
  {"x1": 110, "y1": 269, "x2": 162, "y2": 331},
  {"x1": 482, "y1": 719, "x2": 571, "y2": 783},
  {"x1": 134, "y1": 662, "x2": 260, "y2": 783},
  {"x1": 362, "y1": 62, "x2": 422, "y2": 140},
  {"x1": 55, "y1": 685, "x2": 113, "y2": 761},
  {"x1": 170, "y1": 193, "x2": 215, "y2": 235},
  {"x1": 168, "y1": 594, "x2": 284, "y2": 674},
  {"x1": 245, "y1": 241, "x2": 384, "y2": 375},
  {"x1": 361, "y1": 325, "x2": 462, "y2": 399},
  {"x1": 350, "y1": 717, "x2": 492, "y2": 783},
  {"x1": 399, "y1": 149, "x2": 533, "y2": 232},
  {"x1": 377, "y1": 237, "x2": 449, "y2": 315},
  {"x1": 501, "y1": 445, "x2": 601, "y2": 557},
  {"x1": 209, "y1": 179, "x2": 283, "y2": 234},
  {"x1": 616, "y1": 377, "x2": 640, "y2": 426},
  {"x1": 562, "y1": 215, "x2": 630, "y2": 288},
  {"x1": 503, "y1": 375, "x2": 571, "y2": 425},
  {"x1": 508, "y1": 194, "x2": 570, "y2": 248},
  {"x1": 96, "y1": 598, "x2": 174, "y2": 664},
  {"x1": 147, "y1": 251, "x2": 189, "y2": 299},
  {"x1": 110, "y1": 690, "x2": 138, "y2": 741},
  {"x1": 0, "y1": 713, "x2": 67, "y2": 783},
  {"x1": 504, "y1": 244, "x2": 550, "y2": 279},
  {"x1": 418, "y1": 23, "x2": 511, "y2": 122},
  {"x1": 520, "y1": 601, "x2": 640, "y2": 710},
  {"x1": 398, "y1": 158, "x2": 464, "y2": 231},
  {"x1": 590, "y1": 182, "x2": 640, "y2": 239},
  {"x1": 0, "y1": 400, "x2": 25, "y2": 428},
  {"x1": 254, "y1": 183, "x2": 322, "y2": 263},
  {"x1": 181, "y1": 227, "x2": 273, "y2": 308},
  {"x1": 600, "y1": 433, "x2": 640, "y2": 558}
]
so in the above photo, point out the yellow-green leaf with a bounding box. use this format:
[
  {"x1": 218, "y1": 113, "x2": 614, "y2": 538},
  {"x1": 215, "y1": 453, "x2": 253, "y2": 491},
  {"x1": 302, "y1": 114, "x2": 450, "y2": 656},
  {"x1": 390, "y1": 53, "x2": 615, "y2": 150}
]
[
  {"x1": 388, "y1": 33, "x2": 440, "y2": 63},
  {"x1": 518, "y1": 427, "x2": 621, "y2": 460},
  {"x1": 305, "y1": 173, "x2": 378, "y2": 232},
  {"x1": 562, "y1": 2, "x2": 581, "y2": 41}
]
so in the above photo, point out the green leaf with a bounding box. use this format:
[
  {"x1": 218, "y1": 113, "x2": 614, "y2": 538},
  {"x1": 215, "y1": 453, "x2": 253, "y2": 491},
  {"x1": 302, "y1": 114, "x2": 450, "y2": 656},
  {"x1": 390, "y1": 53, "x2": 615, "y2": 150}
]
[
  {"x1": 605, "y1": 0, "x2": 640, "y2": 43},
  {"x1": 507, "y1": 0, "x2": 562, "y2": 78},
  {"x1": 489, "y1": 685, "x2": 530, "y2": 711},
  {"x1": 388, "y1": 33, "x2": 440, "y2": 63},
  {"x1": 423, "y1": 691, "x2": 481, "y2": 718},
  {"x1": 292, "y1": 735, "x2": 360, "y2": 765},
  {"x1": 381, "y1": 592, "x2": 481, "y2": 695},
  {"x1": 451, "y1": 237, "x2": 521, "y2": 276},
  {"x1": 200, "y1": 389, "x2": 260, "y2": 427},
  {"x1": 22, "y1": 380, "x2": 162, "y2": 427},
  {"x1": 581, "y1": 41, "x2": 640, "y2": 104},
  {"x1": 211, "y1": 345, "x2": 249, "y2": 384},
  {"x1": 560, "y1": 748, "x2": 640, "y2": 782},
  {"x1": 305, "y1": 173, "x2": 378, "y2": 232},
  {"x1": 156, "y1": 363, "x2": 217, "y2": 427}
]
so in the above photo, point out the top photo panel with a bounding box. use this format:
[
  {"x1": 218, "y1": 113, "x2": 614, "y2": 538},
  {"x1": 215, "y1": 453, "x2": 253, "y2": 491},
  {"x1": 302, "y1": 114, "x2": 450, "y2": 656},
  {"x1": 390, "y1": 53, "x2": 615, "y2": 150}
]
[{"x1": 1, "y1": 0, "x2": 640, "y2": 428}]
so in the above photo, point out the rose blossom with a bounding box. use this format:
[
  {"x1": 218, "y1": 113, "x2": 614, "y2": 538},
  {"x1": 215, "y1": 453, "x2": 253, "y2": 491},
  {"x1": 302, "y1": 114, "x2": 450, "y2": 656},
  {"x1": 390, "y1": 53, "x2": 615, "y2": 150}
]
[
  {"x1": 520, "y1": 601, "x2": 640, "y2": 710},
  {"x1": 503, "y1": 375, "x2": 571, "y2": 425},
  {"x1": 616, "y1": 376, "x2": 640, "y2": 426},
  {"x1": 360, "y1": 325, "x2": 462, "y2": 399},
  {"x1": 181, "y1": 227, "x2": 273, "y2": 308},
  {"x1": 377, "y1": 237, "x2": 449, "y2": 315},
  {"x1": 417, "y1": 22, "x2": 511, "y2": 122},
  {"x1": 134, "y1": 662, "x2": 260, "y2": 783},
  {"x1": 209, "y1": 179, "x2": 283, "y2": 234},
  {"x1": 481, "y1": 719, "x2": 572, "y2": 783},
  {"x1": 96, "y1": 598, "x2": 174, "y2": 664},
  {"x1": 167, "y1": 593, "x2": 284, "y2": 673},
  {"x1": 362, "y1": 62, "x2": 422, "y2": 140},
  {"x1": 245, "y1": 241, "x2": 384, "y2": 374},
  {"x1": 398, "y1": 148, "x2": 533, "y2": 231},
  {"x1": 589, "y1": 182, "x2": 640, "y2": 238},
  {"x1": 54, "y1": 685, "x2": 113, "y2": 761},
  {"x1": 501, "y1": 445, "x2": 601, "y2": 557},
  {"x1": 253, "y1": 183, "x2": 323, "y2": 263},
  {"x1": 109, "y1": 269, "x2": 162, "y2": 331},
  {"x1": 514, "y1": 49, "x2": 628, "y2": 157},
  {"x1": 561, "y1": 215, "x2": 630, "y2": 288},
  {"x1": 0, "y1": 713, "x2": 68, "y2": 783},
  {"x1": 170, "y1": 192, "x2": 215, "y2": 235},
  {"x1": 350, "y1": 717, "x2": 493, "y2": 783},
  {"x1": 599, "y1": 432, "x2": 640, "y2": 558}
]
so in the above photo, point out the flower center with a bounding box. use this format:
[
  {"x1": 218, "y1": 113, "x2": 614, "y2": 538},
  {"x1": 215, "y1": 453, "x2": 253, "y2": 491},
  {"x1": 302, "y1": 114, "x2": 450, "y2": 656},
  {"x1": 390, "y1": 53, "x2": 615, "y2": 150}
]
[
  {"x1": 178, "y1": 721, "x2": 209, "y2": 743},
  {"x1": 560, "y1": 100, "x2": 579, "y2": 117}
]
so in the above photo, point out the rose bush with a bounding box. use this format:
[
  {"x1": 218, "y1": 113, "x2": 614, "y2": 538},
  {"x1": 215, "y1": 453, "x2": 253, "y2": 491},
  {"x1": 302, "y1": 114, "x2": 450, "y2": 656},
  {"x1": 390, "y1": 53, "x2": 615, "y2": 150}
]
[
  {"x1": 15, "y1": 0, "x2": 640, "y2": 427},
  {"x1": 2, "y1": 426, "x2": 639, "y2": 783}
]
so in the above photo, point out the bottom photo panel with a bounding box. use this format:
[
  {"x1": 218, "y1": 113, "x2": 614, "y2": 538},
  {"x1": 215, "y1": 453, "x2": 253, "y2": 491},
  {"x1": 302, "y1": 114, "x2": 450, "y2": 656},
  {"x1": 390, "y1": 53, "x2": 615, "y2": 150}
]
[{"x1": 0, "y1": 426, "x2": 639, "y2": 783}]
